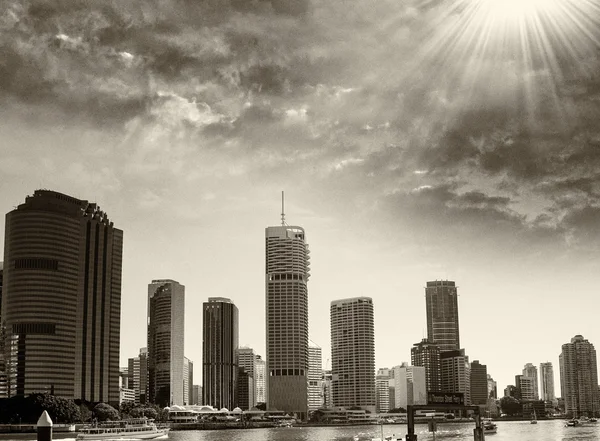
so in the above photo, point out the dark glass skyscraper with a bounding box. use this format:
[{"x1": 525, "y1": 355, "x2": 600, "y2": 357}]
[
  {"x1": 411, "y1": 338, "x2": 441, "y2": 393},
  {"x1": 202, "y1": 297, "x2": 238, "y2": 409},
  {"x1": 1, "y1": 190, "x2": 122, "y2": 404},
  {"x1": 265, "y1": 220, "x2": 310, "y2": 419},
  {"x1": 425, "y1": 280, "x2": 460, "y2": 352}
]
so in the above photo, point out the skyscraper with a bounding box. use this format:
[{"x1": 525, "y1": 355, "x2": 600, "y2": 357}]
[
  {"x1": 265, "y1": 206, "x2": 310, "y2": 419},
  {"x1": 539, "y1": 362, "x2": 555, "y2": 402},
  {"x1": 515, "y1": 375, "x2": 535, "y2": 400},
  {"x1": 411, "y1": 338, "x2": 441, "y2": 393},
  {"x1": 392, "y1": 363, "x2": 427, "y2": 409},
  {"x1": 255, "y1": 354, "x2": 266, "y2": 405},
  {"x1": 376, "y1": 368, "x2": 392, "y2": 413},
  {"x1": 560, "y1": 335, "x2": 600, "y2": 417},
  {"x1": 128, "y1": 347, "x2": 148, "y2": 404},
  {"x1": 183, "y1": 357, "x2": 193, "y2": 405},
  {"x1": 522, "y1": 363, "x2": 539, "y2": 400},
  {"x1": 203, "y1": 297, "x2": 238, "y2": 410},
  {"x1": 440, "y1": 349, "x2": 471, "y2": 405},
  {"x1": 237, "y1": 347, "x2": 257, "y2": 410},
  {"x1": 0, "y1": 262, "x2": 6, "y2": 399},
  {"x1": 147, "y1": 279, "x2": 185, "y2": 407},
  {"x1": 2, "y1": 190, "x2": 122, "y2": 405},
  {"x1": 425, "y1": 280, "x2": 460, "y2": 352},
  {"x1": 330, "y1": 297, "x2": 376, "y2": 412},
  {"x1": 470, "y1": 360, "x2": 488, "y2": 405},
  {"x1": 308, "y1": 344, "x2": 323, "y2": 412}
]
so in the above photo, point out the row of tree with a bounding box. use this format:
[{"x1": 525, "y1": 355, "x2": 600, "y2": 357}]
[{"x1": 0, "y1": 394, "x2": 165, "y2": 424}]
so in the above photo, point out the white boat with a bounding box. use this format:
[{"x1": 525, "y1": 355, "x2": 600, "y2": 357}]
[
  {"x1": 483, "y1": 419, "x2": 497, "y2": 434},
  {"x1": 77, "y1": 418, "x2": 169, "y2": 440},
  {"x1": 530, "y1": 409, "x2": 537, "y2": 424}
]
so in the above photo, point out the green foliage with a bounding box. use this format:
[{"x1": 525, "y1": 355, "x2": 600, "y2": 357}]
[
  {"x1": 120, "y1": 403, "x2": 161, "y2": 420},
  {"x1": 0, "y1": 394, "x2": 81, "y2": 424},
  {"x1": 389, "y1": 407, "x2": 407, "y2": 413},
  {"x1": 255, "y1": 402, "x2": 267, "y2": 411},
  {"x1": 499, "y1": 396, "x2": 522, "y2": 416},
  {"x1": 93, "y1": 403, "x2": 119, "y2": 421}
]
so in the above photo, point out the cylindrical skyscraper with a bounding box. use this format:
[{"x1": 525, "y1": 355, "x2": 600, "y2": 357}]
[
  {"x1": 265, "y1": 218, "x2": 310, "y2": 419},
  {"x1": 425, "y1": 280, "x2": 460, "y2": 352},
  {"x1": 2, "y1": 190, "x2": 122, "y2": 404}
]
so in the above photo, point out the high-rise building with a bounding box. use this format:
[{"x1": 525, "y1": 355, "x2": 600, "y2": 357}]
[
  {"x1": 330, "y1": 297, "x2": 376, "y2": 412},
  {"x1": 0, "y1": 262, "x2": 6, "y2": 399},
  {"x1": 183, "y1": 357, "x2": 193, "y2": 405},
  {"x1": 255, "y1": 355, "x2": 266, "y2": 405},
  {"x1": 539, "y1": 362, "x2": 555, "y2": 402},
  {"x1": 128, "y1": 347, "x2": 148, "y2": 404},
  {"x1": 470, "y1": 360, "x2": 488, "y2": 405},
  {"x1": 237, "y1": 347, "x2": 257, "y2": 410},
  {"x1": 2, "y1": 190, "x2": 123, "y2": 405},
  {"x1": 202, "y1": 297, "x2": 238, "y2": 410},
  {"x1": 376, "y1": 368, "x2": 392, "y2": 413},
  {"x1": 308, "y1": 344, "x2": 323, "y2": 413},
  {"x1": 265, "y1": 212, "x2": 310, "y2": 419},
  {"x1": 322, "y1": 369, "x2": 333, "y2": 408},
  {"x1": 147, "y1": 279, "x2": 185, "y2": 407},
  {"x1": 560, "y1": 335, "x2": 600, "y2": 417},
  {"x1": 411, "y1": 338, "x2": 441, "y2": 393},
  {"x1": 392, "y1": 363, "x2": 427, "y2": 409},
  {"x1": 515, "y1": 375, "x2": 535, "y2": 401},
  {"x1": 192, "y1": 385, "x2": 202, "y2": 405},
  {"x1": 440, "y1": 349, "x2": 470, "y2": 405},
  {"x1": 523, "y1": 363, "x2": 539, "y2": 400},
  {"x1": 487, "y1": 374, "x2": 497, "y2": 399},
  {"x1": 425, "y1": 280, "x2": 459, "y2": 352}
]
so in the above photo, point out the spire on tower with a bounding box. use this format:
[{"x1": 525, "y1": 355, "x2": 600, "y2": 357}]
[{"x1": 281, "y1": 191, "x2": 285, "y2": 226}]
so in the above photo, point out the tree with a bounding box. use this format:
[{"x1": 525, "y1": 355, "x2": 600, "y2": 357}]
[
  {"x1": 256, "y1": 402, "x2": 267, "y2": 411},
  {"x1": 94, "y1": 403, "x2": 119, "y2": 421},
  {"x1": 389, "y1": 407, "x2": 407, "y2": 413},
  {"x1": 499, "y1": 396, "x2": 522, "y2": 416}
]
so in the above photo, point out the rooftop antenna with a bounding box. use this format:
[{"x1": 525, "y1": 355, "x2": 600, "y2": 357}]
[{"x1": 281, "y1": 190, "x2": 286, "y2": 226}]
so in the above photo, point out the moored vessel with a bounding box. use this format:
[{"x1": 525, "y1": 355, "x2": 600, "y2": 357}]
[{"x1": 76, "y1": 418, "x2": 168, "y2": 440}]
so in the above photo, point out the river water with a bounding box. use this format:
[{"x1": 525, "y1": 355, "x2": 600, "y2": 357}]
[{"x1": 1, "y1": 420, "x2": 598, "y2": 441}]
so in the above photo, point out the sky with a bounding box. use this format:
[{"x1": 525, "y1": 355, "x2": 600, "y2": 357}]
[{"x1": 1, "y1": 0, "x2": 600, "y2": 397}]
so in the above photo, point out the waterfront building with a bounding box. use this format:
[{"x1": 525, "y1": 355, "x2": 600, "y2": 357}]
[
  {"x1": 330, "y1": 297, "x2": 376, "y2": 412},
  {"x1": 560, "y1": 335, "x2": 600, "y2": 417},
  {"x1": 376, "y1": 368, "x2": 392, "y2": 413},
  {"x1": 440, "y1": 349, "x2": 470, "y2": 405},
  {"x1": 470, "y1": 360, "x2": 488, "y2": 405},
  {"x1": 523, "y1": 363, "x2": 539, "y2": 400},
  {"x1": 192, "y1": 385, "x2": 201, "y2": 405},
  {"x1": 539, "y1": 362, "x2": 555, "y2": 402},
  {"x1": 487, "y1": 374, "x2": 497, "y2": 399},
  {"x1": 265, "y1": 209, "x2": 310, "y2": 419},
  {"x1": 203, "y1": 297, "x2": 238, "y2": 409},
  {"x1": 255, "y1": 355, "x2": 266, "y2": 404},
  {"x1": 425, "y1": 281, "x2": 460, "y2": 352},
  {"x1": 411, "y1": 338, "x2": 441, "y2": 393},
  {"x1": 2, "y1": 190, "x2": 122, "y2": 405},
  {"x1": 238, "y1": 347, "x2": 257, "y2": 409},
  {"x1": 0, "y1": 262, "x2": 6, "y2": 399},
  {"x1": 128, "y1": 347, "x2": 148, "y2": 404},
  {"x1": 308, "y1": 344, "x2": 324, "y2": 412},
  {"x1": 516, "y1": 374, "x2": 536, "y2": 401},
  {"x1": 147, "y1": 279, "x2": 185, "y2": 406},
  {"x1": 183, "y1": 357, "x2": 193, "y2": 405},
  {"x1": 322, "y1": 369, "x2": 333, "y2": 408},
  {"x1": 392, "y1": 363, "x2": 426, "y2": 409}
]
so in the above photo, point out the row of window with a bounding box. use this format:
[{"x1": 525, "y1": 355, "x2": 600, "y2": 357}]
[{"x1": 14, "y1": 257, "x2": 59, "y2": 271}]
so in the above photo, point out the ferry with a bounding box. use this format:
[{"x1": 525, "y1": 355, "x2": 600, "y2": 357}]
[{"x1": 76, "y1": 418, "x2": 169, "y2": 440}]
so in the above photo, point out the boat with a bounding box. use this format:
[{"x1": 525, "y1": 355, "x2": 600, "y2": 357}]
[
  {"x1": 530, "y1": 408, "x2": 537, "y2": 424},
  {"x1": 589, "y1": 418, "x2": 598, "y2": 423},
  {"x1": 565, "y1": 419, "x2": 581, "y2": 427},
  {"x1": 483, "y1": 419, "x2": 497, "y2": 434},
  {"x1": 76, "y1": 418, "x2": 169, "y2": 440}
]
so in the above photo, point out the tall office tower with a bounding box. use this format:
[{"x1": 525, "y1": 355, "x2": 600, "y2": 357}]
[
  {"x1": 487, "y1": 374, "x2": 497, "y2": 399},
  {"x1": 376, "y1": 368, "x2": 392, "y2": 413},
  {"x1": 265, "y1": 208, "x2": 310, "y2": 419},
  {"x1": 255, "y1": 355, "x2": 266, "y2": 404},
  {"x1": 192, "y1": 385, "x2": 201, "y2": 405},
  {"x1": 183, "y1": 357, "x2": 193, "y2": 405},
  {"x1": 238, "y1": 348, "x2": 257, "y2": 409},
  {"x1": 308, "y1": 344, "x2": 324, "y2": 412},
  {"x1": 128, "y1": 347, "x2": 148, "y2": 404},
  {"x1": 539, "y1": 362, "x2": 555, "y2": 402},
  {"x1": 322, "y1": 369, "x2": 333, "y2": 408},
  {"x1": 203, "y1": 297, "x2": 239, "y2": 410},
  {"x1": 411, "y1": 338, "x2": 441, "y2": 393},
  {"x1": 330, "y1": 297, "x2": 376, "y2": 412},
  {"x1": 237, "y1": 366, "x2": 254, "y2": 410},
  {"x1": 147, "y1": 279, "x2": 185, "y2": 407},
  {"x1": 425, "y1": 280, "x2": 460, "y2": 352},
  {"x1": 0, "y1": 262, "x2": 6, "y2": 399},
  {"x1": 515, "y1": 375, "x2": 536, "y2": 400},
  {"x1": 2, "y1": 190, "x2": 122, "y2": 404},
  {"x1": 560, "y1": 335, "x2": 600, "y2": 417},
  {"x1": 392, "y1": 363, "x2": 427, "y2": 409},
  {"x1": 523, "y1": 363, "x2": 539, "y2": 400},
  {"x1": 470, "y1": 360, "x2": 488, "y2": 405},
  {"x1": 440, "y1": 349, "x2": 471, "y2": 405}
]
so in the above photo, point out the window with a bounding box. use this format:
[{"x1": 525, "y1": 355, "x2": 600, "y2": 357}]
[{"x1": 14, "y1": 257, "x2": 59, "y2": 271}]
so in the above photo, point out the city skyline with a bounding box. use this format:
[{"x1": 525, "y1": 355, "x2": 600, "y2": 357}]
[{"x1": 1, "y1": 0, "x2": 600, "y2": 398}]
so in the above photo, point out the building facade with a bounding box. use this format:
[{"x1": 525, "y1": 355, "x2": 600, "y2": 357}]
[
  {"x1": 392, "y1": 363, "x2": 427, "y2": 409},
  {"x1": 560, "y1": 335, "x2": 600, "y2": 417},
  {"x1": 2, "y1": 190, "x2": 122, "y2": 405},
  {"x1": 411, "y1": 338, "x2": 441, "y2": 393},
  {"x1": 440, "y1": 349, "x2": 470, "y2": 405},
  {"x1": 203, "y1": 297, "x2": 238, "y2": 410},
  {"x1": 183, "y1": 357, "x2": 193, "y2": 405},
  {"x1": 425, "y1": 281, "x2": 460, "y2": 353},
  {"x1": 192, "y1": 385, "x2": 201, "y2": 405},
  {"x1": 265, "y1": 222, "x2": 310, "y2": 419},
  {"x1": 308, "y1": 345, "x2": 324, "y2": 412},
  {"x1": 523, "y1": 363, "x2": 539, "y2": 400},
  {"x1": 128, "y1": 347, "x2": 148, "y2": 404},
  {"x1": 0, "y1": 262, "x2": 6, "y2": 399},
  {"x1": 255, "y1": 355, "x2": 266, "y2": 405},
  {"x1": 376, "y1": 368, "x2": 392, "y2": 413},
  {"x1": 470, "y1": 360, "x2": 488, "y2": 405},
  {"x1": 147, "y1": 279, "x2": 185, "y2": 407},
  {"x1": 487, "y1": 374, "x2": 497, "y2": 399},
  {"x1": 515, "y1": 375, "x2": 536, "y2": 401},
  {"x1": 539, "y1": 362, "x2": 555, "y2": 402},
  {"x1": 330, "y1": 297, "x2": 376, "y2": 412}
]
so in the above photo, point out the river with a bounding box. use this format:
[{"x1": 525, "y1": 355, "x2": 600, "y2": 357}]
[{"x1": 1, "y1": 420, "x2": 598, "y2": 441}]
